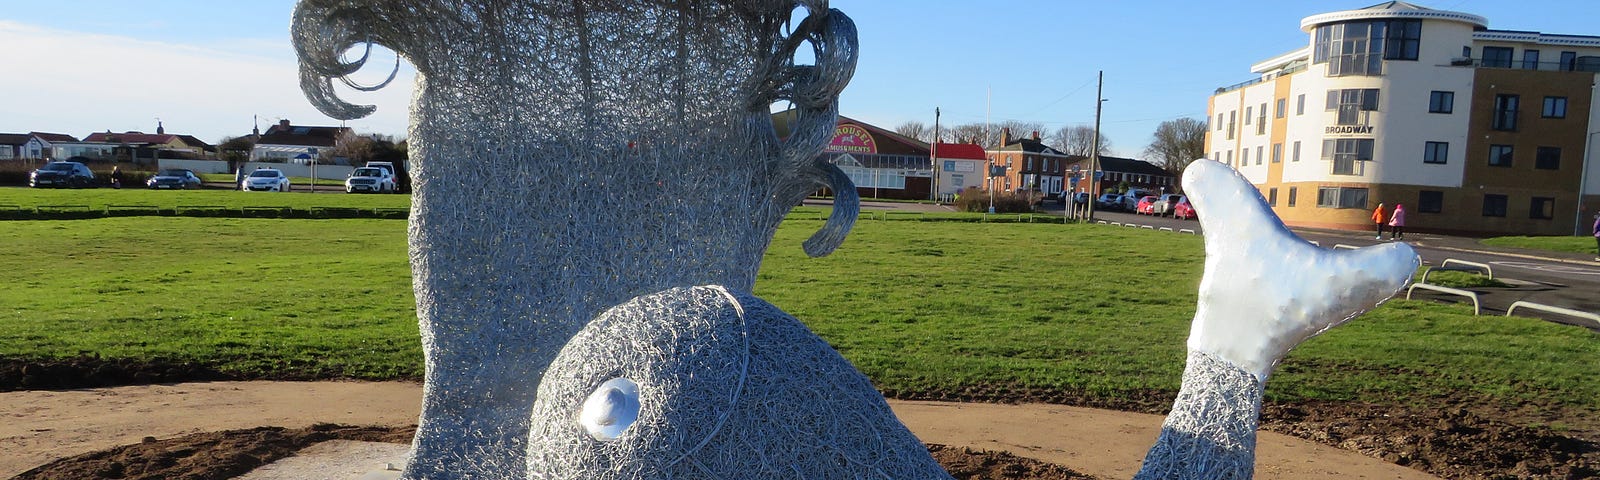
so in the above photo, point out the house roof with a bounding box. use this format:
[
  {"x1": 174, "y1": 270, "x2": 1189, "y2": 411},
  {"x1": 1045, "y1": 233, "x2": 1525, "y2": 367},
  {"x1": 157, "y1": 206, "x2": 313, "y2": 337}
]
[
  {"x1": 254, "y1": 124, "x2": 349, "y2": 148},
  {"x1": 0, "y1": 134, "x2": 29, "y2": 146},
  {"x1": 83, "y1": 131, "x2": 182, "y2": 145},
  {"x1": 29, "y1": 132, "x2": 78, "y2": 143},
  {"x1": 1097, "y1": 156, "x2": 1172, "y2": 176},
  {"x1": 175, "y1": 135, "x2": 213, "y2": 149},
  {"x1": 933, "y1": 143, "x2": 986, "y2": 160},
  {"x1": 995, "y1": 137, "x2": 1064, "y2": 156}
]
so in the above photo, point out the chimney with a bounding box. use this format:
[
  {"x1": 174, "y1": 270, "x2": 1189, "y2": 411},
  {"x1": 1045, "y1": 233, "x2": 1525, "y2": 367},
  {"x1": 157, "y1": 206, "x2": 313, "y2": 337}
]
[
  {"x1": 279, "y1": 119, "x2": 291, "y2": 127},
  {"x1": 999, "y1": 127, "x2": 1012, "y2": 146},
  {"x1": 156, "y1": 120, "x2": 165, "y2": 135},
  {"x1": 1030, "y1": 131, "x2": 1040, "y2": 141}
]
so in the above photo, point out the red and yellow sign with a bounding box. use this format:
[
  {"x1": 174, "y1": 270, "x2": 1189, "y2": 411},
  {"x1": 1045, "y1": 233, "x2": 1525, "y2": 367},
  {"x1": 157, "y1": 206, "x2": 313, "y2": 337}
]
[{"x1": 825, "y1": 124, "x2": 877, "y2": 154}]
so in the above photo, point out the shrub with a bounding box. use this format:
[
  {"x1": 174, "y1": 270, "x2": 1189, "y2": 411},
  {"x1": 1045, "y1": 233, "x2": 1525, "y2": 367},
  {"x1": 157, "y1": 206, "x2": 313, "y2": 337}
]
[{"x1": 952, "y1": 188, "x2": 1039, "y2": 213}]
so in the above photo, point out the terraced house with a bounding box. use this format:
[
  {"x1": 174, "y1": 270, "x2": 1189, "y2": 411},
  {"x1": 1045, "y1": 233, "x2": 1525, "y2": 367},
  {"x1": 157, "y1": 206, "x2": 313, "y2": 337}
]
[{"x1": 1207, "y1": 1, "x2": 1600, "y2": 236}]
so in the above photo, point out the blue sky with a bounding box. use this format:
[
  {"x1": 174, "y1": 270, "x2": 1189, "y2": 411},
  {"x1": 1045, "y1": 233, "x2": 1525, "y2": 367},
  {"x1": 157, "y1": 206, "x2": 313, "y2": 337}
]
[{"x1": 1, "y1": 0, "x2": 1594, "y2": 156}]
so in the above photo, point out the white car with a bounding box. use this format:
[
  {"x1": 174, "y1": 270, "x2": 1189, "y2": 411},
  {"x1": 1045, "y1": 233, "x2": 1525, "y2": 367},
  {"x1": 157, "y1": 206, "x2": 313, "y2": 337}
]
[
  {"x1": 345, "y1": 167, "x2": 396, "y2": 193},
  {"x1": 242, "y1": 168, "x2": 291, "y2": 192}
]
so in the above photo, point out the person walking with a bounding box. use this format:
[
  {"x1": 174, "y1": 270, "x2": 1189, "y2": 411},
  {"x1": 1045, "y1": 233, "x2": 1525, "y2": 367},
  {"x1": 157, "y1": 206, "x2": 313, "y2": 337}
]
[
  {"x1": 1592, "y1": 211, "x2": 1599, "y2": 261},
  {"x1": 1388, "y1": 203, "x2": 1406, "y2": 240},
  {"x1": 1371, "y1": 203, "x2": 1387, "y2": 239},
  {"x1": 109, "y1": 166, "x2": 124, "y2": 189}
]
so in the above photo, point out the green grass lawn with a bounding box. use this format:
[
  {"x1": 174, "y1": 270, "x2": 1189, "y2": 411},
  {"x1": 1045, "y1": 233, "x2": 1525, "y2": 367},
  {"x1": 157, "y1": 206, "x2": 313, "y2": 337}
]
[
  {"x1": 1481, "y1": 235, "x2": 1599, "y2": 256},
  {"x1": 0, "y1": 216, "x2": 1595, "y2": 414},
  {"x1": 0, "y1": 187, "x2": 411, "y2": 211}
]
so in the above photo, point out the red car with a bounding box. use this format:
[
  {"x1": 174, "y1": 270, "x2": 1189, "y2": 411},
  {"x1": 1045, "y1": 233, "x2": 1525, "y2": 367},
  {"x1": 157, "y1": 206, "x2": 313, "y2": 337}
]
[
  {"x1": 1173, "y1": 199, "x2": 1197, "y2": 220},
  {"x1": 1135, "y1": 195, "x2": 1159, "y2": 215}
]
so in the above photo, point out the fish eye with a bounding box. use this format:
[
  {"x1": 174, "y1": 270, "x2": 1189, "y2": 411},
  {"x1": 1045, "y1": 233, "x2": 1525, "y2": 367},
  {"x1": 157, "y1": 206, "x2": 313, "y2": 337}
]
[{"x1": 579, "y1": 377, "x2": 640, "y2": 441}]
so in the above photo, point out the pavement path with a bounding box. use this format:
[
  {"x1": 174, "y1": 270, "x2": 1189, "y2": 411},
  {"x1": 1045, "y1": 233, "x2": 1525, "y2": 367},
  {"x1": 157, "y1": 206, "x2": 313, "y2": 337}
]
[{"x1": 0, "y1": 381, "x2": 1436, "y2": 480}]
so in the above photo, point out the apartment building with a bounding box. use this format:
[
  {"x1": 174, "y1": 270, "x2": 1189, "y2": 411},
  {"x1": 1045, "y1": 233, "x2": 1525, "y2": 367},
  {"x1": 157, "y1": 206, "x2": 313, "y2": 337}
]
[{"x1": 1207, "y1": 1, "x2": 1600, "y2": 235}]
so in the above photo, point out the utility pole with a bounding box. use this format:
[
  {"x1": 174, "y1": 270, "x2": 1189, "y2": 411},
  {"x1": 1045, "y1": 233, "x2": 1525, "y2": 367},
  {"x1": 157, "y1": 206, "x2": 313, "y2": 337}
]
[
  {"x1": 932, "y1": 107, "x2": 941, "y2": 202},
  {"x1": 1088, "y1": 70, "x2": 1104, "y2": 222}
]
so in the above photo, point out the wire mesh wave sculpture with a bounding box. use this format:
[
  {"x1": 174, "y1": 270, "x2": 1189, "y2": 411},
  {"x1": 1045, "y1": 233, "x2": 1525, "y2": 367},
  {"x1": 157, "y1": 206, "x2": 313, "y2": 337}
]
[
  {"x1": 291, "y1": 1, "x2": 1418, "y2": 478},
  {"x1": 293, "y1": 0, "x2": 860, "y2": 476}
]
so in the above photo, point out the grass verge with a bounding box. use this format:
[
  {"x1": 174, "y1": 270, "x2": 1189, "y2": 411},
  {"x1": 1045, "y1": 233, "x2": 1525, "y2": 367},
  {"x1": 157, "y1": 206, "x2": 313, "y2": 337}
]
[
  {"x1": 1481, "y1": 235, "x2": 1599, "y2": 256},
  {"x1": 0, "y1": 217, "x2": 1594, "y2": 413}
]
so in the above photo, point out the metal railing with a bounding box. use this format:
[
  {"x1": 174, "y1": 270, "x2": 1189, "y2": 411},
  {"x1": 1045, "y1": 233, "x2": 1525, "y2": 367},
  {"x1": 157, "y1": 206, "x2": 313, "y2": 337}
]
[
  {"x1": 1506, "y1": 301, "x2": 1600, "y2": 328},
  {"x1": 1420, "y1": 259, "x2": 1494, "y2": 283},
  {"x1": 1407, "y1": 283, "x2": 1481, "y2": 315}
]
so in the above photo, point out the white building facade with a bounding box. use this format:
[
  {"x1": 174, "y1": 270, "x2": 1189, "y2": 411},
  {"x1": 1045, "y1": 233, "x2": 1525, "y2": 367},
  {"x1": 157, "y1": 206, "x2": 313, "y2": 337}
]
[{"x1": 1208, "y1": 1, "x2": 1600, "y2": 235}]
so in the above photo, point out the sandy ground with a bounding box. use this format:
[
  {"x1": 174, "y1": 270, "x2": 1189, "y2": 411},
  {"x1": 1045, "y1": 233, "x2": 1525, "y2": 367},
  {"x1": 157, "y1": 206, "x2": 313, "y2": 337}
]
[{"x1": 0, "y1": 381, "x2": 1437, "y2": 479}]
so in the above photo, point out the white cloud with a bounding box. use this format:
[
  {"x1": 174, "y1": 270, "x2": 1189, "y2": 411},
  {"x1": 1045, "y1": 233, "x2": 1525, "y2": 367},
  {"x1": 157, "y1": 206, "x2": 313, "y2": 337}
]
[{"x1": 0, "y1": 21, "x2": 414, "y2": 144}]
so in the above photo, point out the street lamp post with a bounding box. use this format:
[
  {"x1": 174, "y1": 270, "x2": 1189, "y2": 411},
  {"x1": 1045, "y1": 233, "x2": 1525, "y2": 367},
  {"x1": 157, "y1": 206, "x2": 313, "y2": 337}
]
[
  {"x1": 1577, "y1": 130, "x2": 1597, "y2": 236},
  {"x1": 1087, "y1": 70, "x2": 1105, "y2": 222}
]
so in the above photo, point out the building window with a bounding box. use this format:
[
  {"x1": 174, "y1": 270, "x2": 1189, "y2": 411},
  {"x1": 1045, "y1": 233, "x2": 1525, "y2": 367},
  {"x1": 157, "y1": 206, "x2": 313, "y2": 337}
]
[
  {"x1": 1328, "y1": 88, "x2": 1379, "y2": 125},
  {"x1": 1227, "y1": 111, "x2": 1236, "y2": 140},
  {"x1": 1272, "y1": 143, "x2": 1283, "y2": 163},
  {"x1": 1216, "y1": 113, "x2": 1224, "y2": 130},
  {"x1": 1482, "y1": 46, "x2": 1513, "y2": 68},
  {"x1": 1560, "y1": 51, "x2": 1577, "y2": 71},
  {"x1": 1255, "y1": 146, "x2": 1263, "y2": 165},
  {"x1": 1536, "y1": 146, "x2": 1561, "y2": 170},
  {"x1": 1424, "y1": 141, "x2": 1448, "y2": 164},
  {"x1": 1317, "y1": 187, "x2": 1369, "y2": 209},
  {"x1": 1462, "y1": 46, "x2": 1471, "y2": 59},
  {"x1": 1296, "y1": 94, "x2": 1306, "y2": 115},
  {"x1": 1488, "y1": 144, "x2": 1514, "y2": 167},
  {"x1": 1287, "y1": 187, "x2": 1297, "y2": 207},
  {"x1": 1530, "y1": 197, "x2": 1555, "y2": 220},
  {"x1": 1292, "y1": 141, "x2": 1301, "y2": 162},
  {"x1": 1482, "y1": 194, "x2": 1508, "y2": 217},
  {"x1": 1418, "y1": 190, "x2": 1443, "y2": 213},
  {"x1": 1244, "y1": 106, "x2": 1252, "y2": 125},
  {"x1": 1428, "y1": 91, "x2": 1454, "y2": 114},
  {"x1": 1242, "y1": 148, "x2": 1249, "y2": 165},
  {"x1": 1543, "y1": 96, "x2": 1567, "y2": 118},
  {"x1": 1226, "y1": 150, "x2": 1233, "y2": 166},
  {"x1": 1383, "y1": 19, "x2": 1421, "y2": 60},
  {"x1": 1275, "y1": 98, "x2": 1286, "y2": 119},
  {"x1": 1257, "y1": 103, "x2": 1267, "y2": 134},
  {"x1": 1313, "y1": 21, "x2": 1386, "y2": 76},
  {"x1": 1322, "y1": 138, "x2": 1375, "y2": 175},
  {"x1": 1523, "y1": 49, "x2": 1541, "y2": 70},
  {"x1": 1268, "y1": 187, "x2": 1279, "y2": 206},
  {"x1": 1492, "y1": 94, "x2": 1519, "y2": 131}
]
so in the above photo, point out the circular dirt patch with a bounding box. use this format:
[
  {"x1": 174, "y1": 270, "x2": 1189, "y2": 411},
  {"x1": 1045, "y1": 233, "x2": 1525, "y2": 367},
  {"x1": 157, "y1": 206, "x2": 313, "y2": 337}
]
[{"x1": 14, "y1": 425, "x2": 1092, "y2": 480}]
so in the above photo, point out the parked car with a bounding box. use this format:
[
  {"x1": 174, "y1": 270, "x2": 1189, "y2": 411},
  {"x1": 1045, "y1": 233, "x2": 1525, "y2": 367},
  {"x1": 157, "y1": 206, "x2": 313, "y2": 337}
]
[
  {"x1": 345, "y1": 167, "x2": 396, "y2": 193},
  {"x1": 1095, "y1": 193, "x2": 1122, "y2": 211},
  {"x1": 1151, "y1": 194, "x2": 1186, "y2": 217},
  {"x1": 242, "y1": 168, "x2": 291, "y2": 192},
  {"x1": 1118, "y1": 195, "x2": 1138, "y2": 212},
  {"x1": 146, "y1": 168, "x2": 203, "y2": 190},
  {"x1": 1135, "y1": 195, "x2": 1159, "y2": 215},
  {"x1": 1173, "y1": 199, "x2": 1197, "y2": 220},
  {"x1": 29, "y1": 161, "x2": 94, "y2": 188}
]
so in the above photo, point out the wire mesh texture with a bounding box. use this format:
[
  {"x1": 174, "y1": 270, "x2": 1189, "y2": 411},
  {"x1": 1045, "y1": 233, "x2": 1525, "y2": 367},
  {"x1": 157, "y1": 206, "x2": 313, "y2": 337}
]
[
  {"x1": 1133, "y1": 350, "x2": 1262, "y2": 480},
  {"x1": 292, "y1": 1, "x2": 860, "y2": 476},
  {"x1": 526, "y1": 286, "x2": 951, "y2": 479}
]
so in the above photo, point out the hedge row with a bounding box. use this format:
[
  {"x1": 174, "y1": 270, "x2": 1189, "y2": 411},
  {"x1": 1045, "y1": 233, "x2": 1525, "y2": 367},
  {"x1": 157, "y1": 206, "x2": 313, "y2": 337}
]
[{"x1": 0, "y1": 206, "x2": 411, "y2": 221}]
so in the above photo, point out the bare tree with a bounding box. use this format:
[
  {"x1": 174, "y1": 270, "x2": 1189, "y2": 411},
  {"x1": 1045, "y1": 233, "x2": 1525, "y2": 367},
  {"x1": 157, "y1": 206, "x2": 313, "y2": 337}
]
[
  {"x1": 996, "y1": 120, "x2": 1045, "y2": 144},
  {"x1": 893, "y1": 121, "x2": 933, "y2": 143},
  {"x1": 326, "y1": 131, "x2": 376, "y2": 165},
  {"x1": 1048, "y1": 125, "x2": 1113, "y2": 157},
  {"x1": 1143, "y1": 117, "x2": 1209, "y2": 182},
  {"x1": 944, "y1": 123, "x2": 991, "y2": 147}
]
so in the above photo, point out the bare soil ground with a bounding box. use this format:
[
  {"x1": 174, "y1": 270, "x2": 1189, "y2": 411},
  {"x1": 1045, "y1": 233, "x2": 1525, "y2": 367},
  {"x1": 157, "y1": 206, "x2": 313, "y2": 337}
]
[{"x1": 1, "y1": 358, "x2": 1595, "y2": 479}]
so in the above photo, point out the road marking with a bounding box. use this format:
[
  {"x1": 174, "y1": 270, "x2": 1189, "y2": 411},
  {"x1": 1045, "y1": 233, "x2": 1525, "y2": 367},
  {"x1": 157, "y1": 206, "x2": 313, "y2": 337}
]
[{"x1": 1490, "y1": 261, "x2": 1600, "y2": 276}]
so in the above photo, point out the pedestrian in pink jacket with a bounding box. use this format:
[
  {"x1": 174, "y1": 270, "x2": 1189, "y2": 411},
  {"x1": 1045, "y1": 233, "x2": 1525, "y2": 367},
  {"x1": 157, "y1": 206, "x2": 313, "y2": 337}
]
[
  {"x1": 1591, "y1": 212, "x2": 1599, "y2": 261},
  {"x1": 1388, "y1": 204, "x2": 1406, "y2": 240}
]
